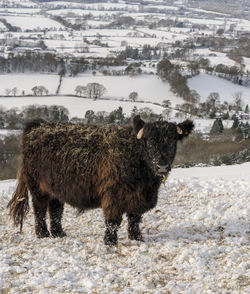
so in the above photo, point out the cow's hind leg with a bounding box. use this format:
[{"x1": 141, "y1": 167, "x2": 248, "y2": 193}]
[
  {"x1": 31, "y1": 192, "x2": 50, "y2": 238},
  {"x1": 49, "y1": 199, "x2": 66, "y2": 238},
  {"x1": 127, "y1": 213, "x2": 143, "y2": 241}
]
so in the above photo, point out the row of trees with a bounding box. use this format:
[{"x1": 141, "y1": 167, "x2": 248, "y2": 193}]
[
  {"x1": 0, "y1": 53, "x2": 126, "y2": 75},
  {"x1": 0, "y1": 105, "x2": 69, "y2": 129},
  {"x1": 119, "y1": 45, "x2": 160, "y2": 61},
  {"x1": 75, "y1": 83, "x2": 107, "y2": 100},
  {"x1": 157, "y1": 59, "x2": 200, "y2": 103},
  {"x1": 211, "y1": 117, "x2": 250, "y2": 140},
  {"x1": 0, "y1": 18, "x2": 21, "y2": 32},
  {"x1": 74, "y1": 83, "x2": 139, "y2": 102},
  {"x1": 0, "y1": 52, "x2": 61, "y2": 73},
  {"x1": 0, "y1": 103, "x2": 163, "y2": 130},
  {"x1": 2, "y1": 102, "x2": 249, "y2": 141},
  {"x1": 173, "y1": 92, "x2": 247, "y2": 119},
  {"x1": 4, "y1": 86, "x2": 49, "y2": 96},
  {"x1": 51, "y1": 15, "x2": 84, "y2": 31}
]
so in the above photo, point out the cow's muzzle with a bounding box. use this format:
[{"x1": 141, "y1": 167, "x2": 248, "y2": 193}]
[
  {"x1": 157, "y1": 164, "x2": 171, "y2": 175},
  {"x1": 157, "y1": 164, "x2": 170, "y2": 183}
]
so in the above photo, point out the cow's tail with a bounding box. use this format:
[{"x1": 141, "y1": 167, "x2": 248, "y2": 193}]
[{"x1": 7, "y1": 162, "x2": 29, "y2": 232}]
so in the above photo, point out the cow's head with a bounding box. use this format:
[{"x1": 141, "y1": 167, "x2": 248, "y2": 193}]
[{"x1": 133, "y1": 115, "x2": 194, "y2": 178}]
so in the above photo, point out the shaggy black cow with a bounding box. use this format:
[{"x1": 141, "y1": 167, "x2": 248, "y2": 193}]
[{"x1": 8, "y1": 116, "x2": 194, "y2": 245}]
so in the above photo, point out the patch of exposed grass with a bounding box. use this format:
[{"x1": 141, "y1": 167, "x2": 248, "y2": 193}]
[{"x1": 175, "y1": 133, "x2": 250, "y2": 167}]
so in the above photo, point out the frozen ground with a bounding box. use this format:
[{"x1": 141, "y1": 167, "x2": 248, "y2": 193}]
[{"x1": 0, "y1": 163, "x2": 249, "y2": 293}]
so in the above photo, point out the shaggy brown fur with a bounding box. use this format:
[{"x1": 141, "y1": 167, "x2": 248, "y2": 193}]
[{"x1": 8, "y1": 116, "x2": 194, "y2": 245}]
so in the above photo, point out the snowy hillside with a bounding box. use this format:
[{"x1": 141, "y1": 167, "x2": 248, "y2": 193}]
[
  {"x1": 188, "y1": 73, "x2": 250, "y2": 104},
  {"x1": 0, "y1": 164, "x2": 249, "y2": 293}
]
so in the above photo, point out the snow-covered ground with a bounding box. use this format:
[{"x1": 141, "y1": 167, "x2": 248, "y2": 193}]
[
  {"x1": 60, "y1": 74, "x2": 182, "y2": 105},
  {"x1": 0, "y1": 74, "x2": 60, "y2": 96},
  {"x1": 2, "y1": 15, "x2": 65, "y2": 30},
  {"x1": 194, "y1": 48, "x2": 236, "y2": 68},
  {"x1": 1, "y1": 0, "x2": 37, "y2": 8},
  {"x1": 0, "y1": 73, "x2": 178, "y2": 104},
  {"x1": 0, "y1": 95, "x2": 165, "y2": 118},
  {"x1": 188, "y1": 73, "x2": 250, "y2": 104},
  {"x1": 0, "y1": 8, "x2": 41, "y2": 14},
  {"x1": 0, "y1": 129, "x2": 21, "y2": 139},
  {"x1": 0, "y1": 73, "x2": 183, "y2": 117},
  {"x1": 0, "y1": 163, "x2": 249, "y2": 293}
]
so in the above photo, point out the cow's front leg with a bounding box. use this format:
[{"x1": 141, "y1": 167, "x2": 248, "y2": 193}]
[
  {"x1": 127, "y1": 213, "x2": 143, "y2": 241},
  {"x1": 102, "y1": 196, "x2": 122, "y2": 245},
  {"x1": 104, "y1": 218, "x2": 122, "y2": 246}
]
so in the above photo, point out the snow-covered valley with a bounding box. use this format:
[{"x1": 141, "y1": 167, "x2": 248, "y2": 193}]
[{"x1": 0, "y1": 164, "x2": 249, "y2": 293}]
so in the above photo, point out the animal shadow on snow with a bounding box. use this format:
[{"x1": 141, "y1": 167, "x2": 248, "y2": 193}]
[{"x1": 144, "y1": 222, "x2": 243, "y2": 244}]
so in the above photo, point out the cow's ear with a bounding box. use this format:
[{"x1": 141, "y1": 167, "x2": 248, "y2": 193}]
[
  {"x1": 132, "y1": 115, "x2": 145, "y2": 138},
  {"x1": 177, "y1": 120, "x2": 194, "y2": 139}
]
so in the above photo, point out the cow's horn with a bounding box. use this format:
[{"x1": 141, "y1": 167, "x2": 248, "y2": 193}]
[
  {"x1": 137, "y1": 128, "x2": 144, "y2": 139},
  {"x1": 177, "y1": 126, "x2": 183, "y2": 135}
]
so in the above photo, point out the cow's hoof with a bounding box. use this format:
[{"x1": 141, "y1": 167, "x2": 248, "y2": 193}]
[
  {"x1": 128, "y1": 233, "x2": 143, "y2": 241},
  {"x1": 36, "y1": 230, "x2": 50, "y2": 238},
  {"x1": 51, "y1": 229, "x2": 66, "y2": 238},
  {"x1": 104, "y1": 236, "x2": 117, "y2": 246}
]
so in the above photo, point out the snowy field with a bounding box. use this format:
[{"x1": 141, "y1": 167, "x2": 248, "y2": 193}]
[
  {"x1": 60, "y1": 74, "x2": 182, "y2": 105},
  {"x1": 0, "y1": 163, "x2": 249, "y2": 293},
  {"x1": 194, "y1": 48, "x2": 235, "y2": 68},
  {"x1": 0, "y1": 8, "x2": 41, "y2": 15},
  {"x1": 47, "y1": 9, "x2": 120, "y2": 17},
  {"x1": 2, "y1": 16, "x2": 65, "y2": 30},
  {"x1": 0, "y1": 74, "x2": 60, "y2": 96},
  {"x1": 188, "y1": 73, "x2": 250, "y2": 104},
  {"x1": 0, "y1": 73, "x2": 183, "y2": 106},
  {"x1": 1, "y1": 0, "x2": 37, "y2": 8},
  {"x1": 0, "y1": 22, "x2": 7, "y2": 30},
  {"x1": 0, "y1": 96, "x2": 165, "y2": 118}
]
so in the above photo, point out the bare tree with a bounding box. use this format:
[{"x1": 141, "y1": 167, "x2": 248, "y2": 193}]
[
  {"x1": 129, "y1": 91, "x2": 138, "y2": 102},
  {"x1": 162, "y1": 99, "x2": 171, "y2": 108},
  {"x1": 185, "y1": 90, "x2": 200, "y2": 104},
  {"x1": 37, "y1": 86, "x2": 48, "y2": 96},
  {"x1": 31, "y1": 86, "x2": 39, "y2": 96},
  {"x1": 75, "y1": 85, "x2": 86, "y2": 96},
  {"x1": 207, "y1": 92, "x2": 220, "y2": 107},
  {"x1": 5, "y1": 88, "x2": 12, "y2": 96},
  {"x1": 232, "y1": 92, "x2": 244, "y2": 112},
  {"x1": 11, "y1": 87, "x2": 18, "y2": 96},
  {"x1": 162, "y1": 108, "x2": 172, "y2": 120},
  {"x1": 31, "y1": 86, "x2": 48, "y2": 96},
  {"x1": 84, "y1": 83, "x2": 106, "y2": 100}
]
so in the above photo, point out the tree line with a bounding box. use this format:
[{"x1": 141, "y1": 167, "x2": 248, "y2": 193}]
[
  {"x1": 0, "y1": 105, "x2": 69, "y2": 129},
  {"x1": 0, "y1": 52, "x2": 125, "y2": 75}
]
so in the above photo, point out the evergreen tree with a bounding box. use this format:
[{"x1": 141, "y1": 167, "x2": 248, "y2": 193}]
[
  {"x1": 210, "y1": 118, "x2": 224, "y2": 134},
  {"x1": 232, "y1": 116, "x2": 239, "y2": 129}
]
